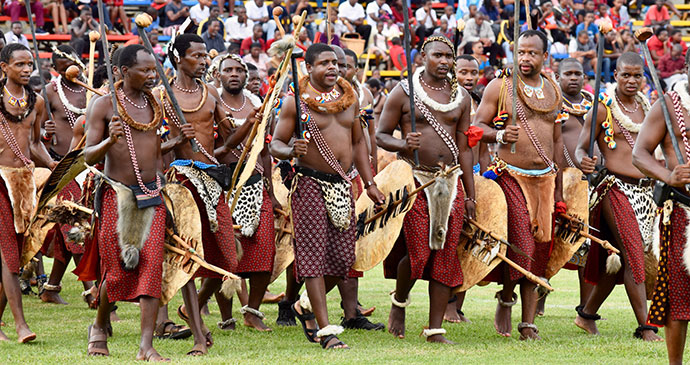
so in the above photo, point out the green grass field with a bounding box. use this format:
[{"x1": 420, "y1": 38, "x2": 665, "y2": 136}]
[{"x1": 0, "y1": 258, "x2": 671, "y2": 364}]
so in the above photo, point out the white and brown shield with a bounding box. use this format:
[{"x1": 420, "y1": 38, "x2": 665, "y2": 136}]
[
  {"x1": 160, "y1": 183, "x2": 204, "y2": 305},
  {"x1": 21, "y1": 167, "x2": 57, "y2": 267},
  {"x1": 455, "y1": 175, "x2": 507, "y2": 293},
  {"x1": 270, "y1": 167, "x2": 294, "y2": 283},
  {"x1": 352, "y1": 160, "x2": 416, "y2": 272},
  {"x1": 545, "y1": 167, "x2": 589, "y2": 279}
]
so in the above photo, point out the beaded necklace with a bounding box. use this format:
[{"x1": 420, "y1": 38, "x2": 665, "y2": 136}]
[
  {"x1": 562, "y1": 90, "x2": 593, "y2": 117},
  {"x1": 508, "y1": 80, "x2": 556, "y2": 170},
  {"x1": 56, "y1": 76, "x2": 86, "y2": 115},
  {"x1": 0, "y1": 111, "x2": 32, "y2": 168},
  {"x1": 308, "y1": 82, "x2": 341, "y2": 103},
  {"x1": 518, "y1": 74, "x2": 545, "y2": 99},
  {"x1": 4, "y1": 85, "x2": 26, "y2": 108},
  {"x1": 162, "y1": 95, "x2": 219, "y2": 165},
  {"x1": 300, "y1": 100, "x2": 349, "y2": 181}
]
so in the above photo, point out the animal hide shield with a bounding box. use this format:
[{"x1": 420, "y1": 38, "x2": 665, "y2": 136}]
[
  {"x1": 454, "y1": 175, "x2": 507, "y2": 293},
  {"x1": 352, "y1": 160, "x2": 416, "y2": 271},
  {"x1": 160, "y1": 183, "x2": 204, "y2": 305},
  {"x1": 36, "y1": 149, "x2": 87, "y2": 212},
  {"x1": 270, "y1": 168, "x2": 294, "y2": 283},
  {"x1": 20, "y1": 167, "x2": 53, "y2": 267},
  {"x1": 545, "y1": 167, "x2": 589, "y2": 278},
  {"x1": 414, "y1": 169, "x2": 461, "y2": 250}
]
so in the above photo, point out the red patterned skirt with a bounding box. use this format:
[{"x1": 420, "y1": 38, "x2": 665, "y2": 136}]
[
  {"x1": 383, "y1": 177, "x2": 465, "y2": 288},
  {"x1": 585, "y1": 181, "x2": 646, "y2": 285},
  {"x1": 174, "y1": 172, "x2": 237, "y2": 278},
  {"x1": 348, "y1": 173, "x2": 365, "y2": 278},
  {"x1": 40, "y1": 180, "x2": 85, "y2": 264},
  {"x1": 235, "y1": 188, "x2": 276, "y2": 276},
  {"x1": 485, "y1": 173, "x2": 551, "y2": 282},
  {"x1": 291, "y1": 175, "x2": 356, "y2": 280},
  {"x1": 98, "y1": 184, "x2": 166, "y2": 303},
  {"x1": 0, "y1": 175, "x2": 23, "y2": 274}
]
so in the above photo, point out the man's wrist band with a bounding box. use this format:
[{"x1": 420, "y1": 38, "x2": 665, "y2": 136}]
[{"x1": 496, "y1": 130, "x2": 507, "y2": 145}]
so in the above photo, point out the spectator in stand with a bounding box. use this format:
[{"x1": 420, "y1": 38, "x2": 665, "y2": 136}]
[
  {"x1": 45, "y1": 0, "x2": 69, "y2": 34},
  {"x1": 296, "y1": 28, "x2": 312, "y2": 51},
  {"x1": 338, "y1": 0, "x2": 372, "y2": 49},
  {"x1": 461, "y1": 12, "x2": 503, "y2": 66},
  {"x1": 5, "y1": 22, "x2": 29, "y2": 48},
  {"x1": 382, "y1": 17, "x2": 402, "y2": 40},
  {"x1": 602, "y1": 30, "x2": 622, "y2": 83},
  {"x1": 245, "y1": 0, "x2": 277, "y2": 41},
  {"x1": 108, "y1": 0, "x2": 130, "y2": 34},
  {"x1": 366, "y1": 0, "x2": 392, "y2": 25},
  {"x1": 290, "y1": 0, "x2": 316, "y2": 39},
  {"x1": 540, "y1": 1, "x2": 569, "y2": 44},
  {"x1": 609, "y1": 0, "x2": 630, "y2": 30},
  {"x1": 197, "y1": 6, "x2": 225, "y2": 38},
  {"x1": 70, "y1": 8, "x2": 104, "y2": 64},
  {"x1": 463, "y1": 4, "x2": 479, "y2": 21},
  {"x1": 4, "y1": 0, "x2": 47, "y2": 33},
  {"x1": 163, "y1": 0, "x2": 190, "y2": 36},
  {"x1": 619, "y1": 29, "x2": 640, "y2": 53},
  {"x1": 595, "y1": 3, "x2": 613, "y2": 25},
  {"x1": 441, "y1": 5, "x2": 457, "y2": 32},
  {"x1": 659, "y1": 44, "x2": 687, "y2": 89},
  {"x1": 557, "y1": 0, "x2": 579, "y2": 33},
  {"x1": 648, "y1": 26, "x2": 669, "y2": 65},
  {"x1": 436, "y1": 18, "x2": 455, "y2": 42},
  {"x1": 190, "y1": 0, "x2": 211, "y2": 25},
  {"x1": 414, "y1": 0, "x2": 438, "y2": 46},
  {"x1": 202, "y1": 19, "x2": 226, "y2": 53},
  {"x1": 226, "y1": 6, "x2": 254, "y2": 47},
  {"x1": 477, "y1": 65, "x2": 494, "y2": 87},
  {"x1": 243, "y1": 42, "x2": 270, "y2": 79},
  {"x1": 667, "y1": 28, "x2": 687, "y2": 56},
  {"x1": 149, "y1": 30, "x2": 165, "y2": 56},
  {"x1": 569, "y1": 29, "x2": 596, "y2": 74},
  {"x1": 468, "y1": 41, "x2": 490, "y2": 70},
  {"x1": 134, "y1": 7, "x2": 160, "y2": 36},
  {"x1": 480, "y1": 0, "x2": 501, "y2": 21},
  {"x1": 369, "y1": 21, "x2": 388, "y2": 67},
  {"x1": 389, "y1": 36, "x2": 406, "y2": 71},
  {"x1": 241, "y1": 24, "x2": 266, "y2": 56},
  {"x1": 245, "y1": 63, "x2": 262, "y2": 96},
  {"x1": 319, "y1": 7, "x2": 347, "y2": 45},
  {"x1": 645, "y1": 0, "x2": 670, "y2": 26},
  {"x1": 391, "y1": 0, "x2": 414, "y2": 28},
  {"x1": 576, "y1": 11, "x2": 598, "y2": 40}
]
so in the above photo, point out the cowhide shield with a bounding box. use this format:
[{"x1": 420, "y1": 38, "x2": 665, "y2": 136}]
[
  {"x1": 270, "y1": 167, "x2": 294, "y2": 283},
  {"x1": 352, "y1": 160, "x2": 416, "y2": 272},
  {"x1": 21, "y1": 168, "x2": 56, "y2": 267},
  {"x1": 545, "y1": 167, "x2": 589, "y2": 279},
  {"x1": 454, "y1": 175, "x2": 507, "y2": 293},
  {"x1": 160, "y1": 183, "x2": 204, "y2": 305}
]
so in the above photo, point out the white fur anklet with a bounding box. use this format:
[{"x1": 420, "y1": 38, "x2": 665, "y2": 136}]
[
  {"x1": 422, "y1": 328, "x2": 446, "y2": 338},
  {"x1": 316, "y1": 325, "x2": 344, "y2": 338},
  {"x1": 390, "y1": 291, "x2": 411, "y2": 308},
  {"x1": 299, "y1": 291, "x2": 312, "y2": 312},
  {"x1": 240, "y1": 305, "x2": 265, "y2": 319}
]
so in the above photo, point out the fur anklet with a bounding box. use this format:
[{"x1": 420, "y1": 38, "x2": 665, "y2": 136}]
[
  {"x1": 316, "y1": 325, "x2": 344, "y2": 338},
  {"x1": 299, "y1": 291, "x2": 312, "y2": 312},
  {"x1": 421, "y1": 328, "x2": 446, "y2": 338},
  {"x1": 576, "y1": 306, "x2": 601, "y2": 321},
  {"x1": 240, "y1": 305, "x2": 265, "y2": 319},
  {"x1": 43, "y1": 283, "x2": 61, "y2": 292},
  {"x1": 495, "y1": 291, "x2": 518, "y2": 307},
  {"x1": 390, "y1": 291, "x2": 410, "y2": 308}
]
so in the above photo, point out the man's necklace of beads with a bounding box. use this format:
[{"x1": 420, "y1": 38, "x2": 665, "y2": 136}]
[
  {"x1": 519, "y1": 74, "x2": 545, "y2": 99},
  {"x1": 4, "y1": 86, "x2": 26, "y2": 108},
  {"x1": 308, "y1": 82, "x2": 341, "y2": 103}
]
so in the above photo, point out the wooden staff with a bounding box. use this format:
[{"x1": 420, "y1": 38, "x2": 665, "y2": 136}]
[
  {"x1": 95, "y1": 0, "x2": 119, "y2": 120},
  {"x1": 86, "y1": 31, "x2": 100, "y2": 105},
  {"x1": 133, "y1": 13, "x2": 199, "y2": 152},
  {"x1": 360, "y1": 48, "x2": 372, "y2": 85},
  {"x1": 165, "y1": 229, "x2": 241, "y2": 280},
  {"x1": 273, "y1": 7, "x2": 286, "y2": 37},
  {"x1": 401, "y1": 0, "x2": 419, "y2": 165},
  {"x1": 510, "y1": 0, "x2": 520, "y2": 154},
  {"x1": 557, "y1": 212, "x2": 619, "y2": 253},
  {"x1": 587, "y1": 21, "x2": 613, "y2": 159},
  {"x1": 24, "y1": 0, "x2": 55, "y2": 145},
  {"x1": 460, "y1": 230, "x2": 555, "y2": 291},
  {"x1": 65, "y1": 66, "x2": 104, "y2": 96},
  {"x1": 326, "y1": 0, "x2": 332, "y2": 45}
]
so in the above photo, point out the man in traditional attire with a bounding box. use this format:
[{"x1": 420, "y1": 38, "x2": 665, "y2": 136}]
[
  {"x1": 214, "y1": 53, "x2": 275, "y2": 331},
  {"x1": 0, "y1": 43, "x2": 53, "y2": 344},
  {"x1": 377, "y1": 35, "x2": 477, "y2": 344},
  {"x1": 474, "y1": 30, "x2": 565, "y2": 340},
  {"x1": 38, "y1": 44, "x2": 96, "y2": 306},
  {"x1": 82, "y1": 44, "x2": 169, "y2": 360},
  {"x1": 160, "y1": 33, "x2": 248, "y2": 356},
  {"x1": 270, "y1": 43, "x2": 384, "y2": 350},
  {"x1": 574, "y1": 52, "x2": 663, "y2": 342},
  {"x1": 633, "y1": 50, "x2": 690, "y2": 364}
]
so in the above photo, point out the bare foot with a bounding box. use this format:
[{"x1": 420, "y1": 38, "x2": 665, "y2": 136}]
[
  {"x1": 0, "y1": 328, "x2": 9, "y2": 341},
  {"x1": 17, "y1": 326, "x2": 36, "y2": 344},
  {"x1": 110, "y1": 310, "x2": 121, "y2": 323},
  {"x1": 243, "y1": 313, "x2": 272, "y2": 332},
  {"x1": 574, "y1": 315, "x2": 600, "y2": 335},
  {"x1": 186, "y1": 343, "x2": 207, "y2": 356},
  {"x1": 388, "y1": 304, "x2": 405, "y2": 339},
  {"x1": 640, "y1": 329, "x2": 664, "y2": 342},
  {"x1": 137, "y1": 347, "x2": 170, "y2": 362},
  {"x1": 536, "y1": 296, "x2": 546, "y2": 316},
  {"x1": 426, "y1": 334, "x2": 455, "y2": 344},
  {"x1": 494, "y1": 302, "x2": 512, "y2": 337},
  {"x1": 40, "y1": 290, "x2": 68, "y2": 305},
  {"x1": 519, "y1": 327, "x2": 541, "y2": 341},
  {"x1": 358, "y1": 304, "x2": 376, "y2": 317},
  {"x1": 444, "y1": 303, "x2": 463, "y2": 323},
  {"x1": 262, "y1": 291, "x2": 285, "y2": 304}
]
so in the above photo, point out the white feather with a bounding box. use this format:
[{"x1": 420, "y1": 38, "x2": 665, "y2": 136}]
[{"x1": 606, "y1": 253, "x2": 622, "y2": 274}]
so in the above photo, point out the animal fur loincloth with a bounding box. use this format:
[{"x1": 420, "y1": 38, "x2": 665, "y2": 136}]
[
  {"x1": 413, "y1": 168, "x2": 462, "y2": 250},
  {"x1": 97, "y1": 183, "x2": 166, "y2": 303},
  {"x1": 167, "y1": 165, "x2": 222, "y2": 232},
  {"x1": 230, "y1": 176, "x2": 264, "y2": 237},
  {"x1": 315, "y1": 177, "x2": 352, "y2": 231},
  {"x1": 235, "y1": 188, "x2": 276, "y2": 276},
  {"x1": 647, "y1": 200, "x2": 690, "y2": 326},
  {"x1": 0, "y1": 165, "x2": 37, "y2": 234},
  {"x1": 0, "y1": 170, "x2": 27, "y2": 274},
  {"x1": 289, "y1": 173, "x2": 356, "y2": 280},
  {"x1": 485, "y1": 170, "x2": 554, "y2": 282},
  {"x1": 585, "y1": 176, "x2": 649, "y2": 285},
  {"x1": 383, "y1": 169, "x2": 465, "y2": 288}
]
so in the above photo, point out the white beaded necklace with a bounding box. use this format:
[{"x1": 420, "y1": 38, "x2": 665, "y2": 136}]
[
  {"x1": 56, "y1": 75, "x2": 86, "y2": 115},
  {"x1": 411, "y1": 67, "x2": 462, "y2": 113}
]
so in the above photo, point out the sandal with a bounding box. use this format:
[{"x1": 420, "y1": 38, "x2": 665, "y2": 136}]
[
  {"x1": 154, "y1": 320, "x2": 192, "y2": 340},
  {"x1": 320, "y1": 334, "x2": 349, "y2": 350},
  {"x1": 186, "y1": 343, "x2": 207, "y2": 356},
  {"x1": 138, "y1": 348, "x2": 170, "y2": 362},
  {"x1": 291, "y1": 303, "x2": 319, "y2": 343},
  {"x1": 87, "y1": 325, "x2": 109, "y2": 356}
]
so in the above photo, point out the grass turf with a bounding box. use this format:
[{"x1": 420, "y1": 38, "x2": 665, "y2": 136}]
[{"x1": 0, "y1": 258, "x2": 670, "y2": 364}]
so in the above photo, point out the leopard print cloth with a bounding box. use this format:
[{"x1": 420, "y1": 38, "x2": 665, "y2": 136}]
[
  {"x1": 616, "y1": 179, "x2": 656, "y2": 252},
  {"x1": 295, "y1": 173, "x2": 352, "y2": 231},
  {"x1": 168, "y1": 165, "x2": 222, "y2": 232},
  {"x1": 229, "y1": 178, "x2": 264, "y2": 237}
]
